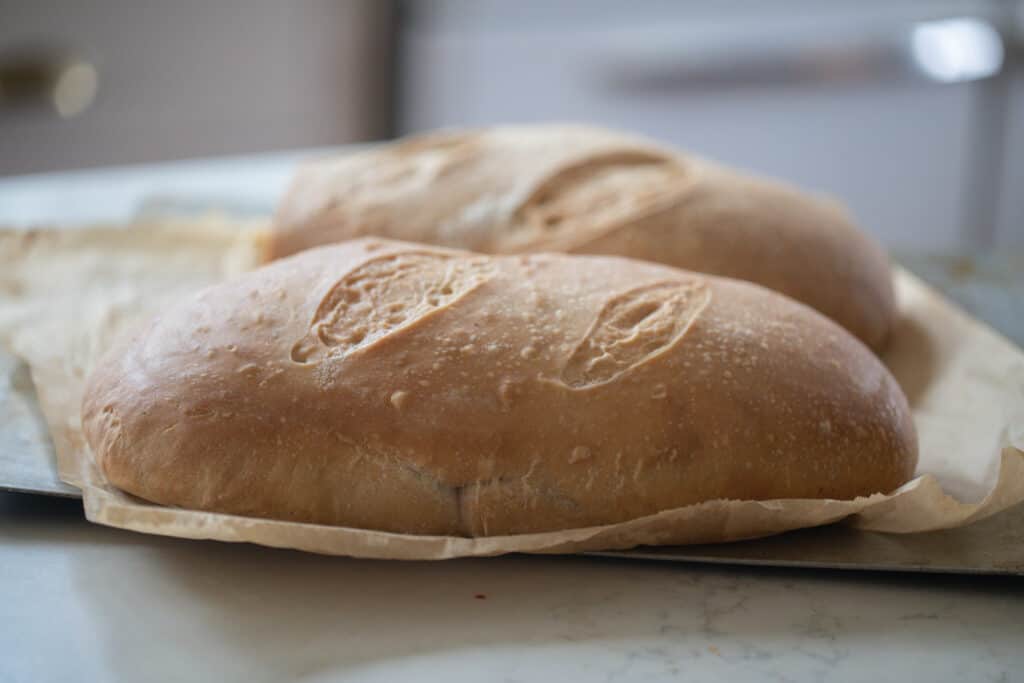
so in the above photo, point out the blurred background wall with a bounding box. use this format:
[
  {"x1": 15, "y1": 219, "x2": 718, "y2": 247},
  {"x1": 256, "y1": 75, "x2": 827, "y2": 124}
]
[
  {"x1": 0, "y1": 0, "x2": 395, "y2": 173},
  {"x1": 1, "y1": 0, "x2": 1021, "y2": 247}
]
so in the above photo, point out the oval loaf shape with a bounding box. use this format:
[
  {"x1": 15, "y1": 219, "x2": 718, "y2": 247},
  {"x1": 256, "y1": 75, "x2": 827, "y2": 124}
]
[
  {"x1": 271, "y1": 124, "x2": 896, "y2": 350},
  {"x1": 82, "y1": 239, "x2": 917, "y2": 536}
]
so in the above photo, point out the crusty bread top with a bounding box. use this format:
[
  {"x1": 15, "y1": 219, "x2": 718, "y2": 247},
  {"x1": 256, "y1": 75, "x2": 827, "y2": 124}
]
[
  {"x1": 82, "y1": 239, "x2": 917, "y2": 536},
  {"x1": 272, "y1": 124, "x2": 896, "y2": 350}
]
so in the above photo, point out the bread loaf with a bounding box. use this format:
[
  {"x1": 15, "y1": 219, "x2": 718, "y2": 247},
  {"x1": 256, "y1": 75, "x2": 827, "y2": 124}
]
[
  {"x1": 272, "y1": 125, "x2": 895, "y2": 350},
  {"x1": 82, "y1": 239, "x2": 917, "y2": 536}
]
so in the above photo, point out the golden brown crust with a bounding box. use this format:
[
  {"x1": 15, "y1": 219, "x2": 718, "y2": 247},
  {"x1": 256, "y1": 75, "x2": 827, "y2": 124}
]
[
  {"x1": 82, "y1": 239, "x2": 917, "y2": 536},
  {"x1": 271, "y1": 125, "x2": 895, "y2": 350}
]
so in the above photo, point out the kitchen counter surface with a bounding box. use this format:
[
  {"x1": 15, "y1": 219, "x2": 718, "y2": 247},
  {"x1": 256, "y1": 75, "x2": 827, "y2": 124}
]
[
  {"x1": 3, "y1": 493, "x2": 1022, "y2": 683},
  {"x1": 1, "y1": 155, "x2": 1022, "y2": 683}
]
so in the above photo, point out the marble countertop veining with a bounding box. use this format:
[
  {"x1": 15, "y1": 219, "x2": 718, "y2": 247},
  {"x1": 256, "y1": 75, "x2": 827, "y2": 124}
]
[{"x1": 2, "y1": 494, "x2": 1021, "y2": 683}]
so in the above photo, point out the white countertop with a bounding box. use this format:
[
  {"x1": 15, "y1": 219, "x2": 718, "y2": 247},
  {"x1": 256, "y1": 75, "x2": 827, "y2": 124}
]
[
  {"x1": 2, "y1": 155, "x2": 1023, "y2": 683},
  {"x1": 2, "y1": 492, "x2": 1022, "y2": 683},
  {"x1": 0, "y1": 148, "x2": 333, "y2": 227}
]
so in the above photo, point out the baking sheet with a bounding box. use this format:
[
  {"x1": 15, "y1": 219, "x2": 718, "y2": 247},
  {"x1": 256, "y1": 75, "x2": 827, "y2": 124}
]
[
  {"x1": 2, "y1": 222, "x2": 1023, "y2": 562},
  {"x1": 0, "y1": 348, "x2": 77, "y2": 497},
  {"x1": 595, "y1": 500, "x2": 1024, "y2": 576}
]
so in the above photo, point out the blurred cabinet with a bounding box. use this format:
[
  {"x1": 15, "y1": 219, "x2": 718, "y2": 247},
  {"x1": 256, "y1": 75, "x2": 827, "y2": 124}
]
[
  {"x1": 0, "y1": 0, "x2": 394, "y2": 175},
  {"x1": 398, "y1": 0, "x2": 1023, "y2": 248}
]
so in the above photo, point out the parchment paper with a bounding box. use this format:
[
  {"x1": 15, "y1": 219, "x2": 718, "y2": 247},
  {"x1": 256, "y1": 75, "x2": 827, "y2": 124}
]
[
  {"x1": 2, "y1": 222, "x2": 1022, "y2": 559},
  {"x1": 0, "y1": 219, "x2": 267, "y2": 483}
]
